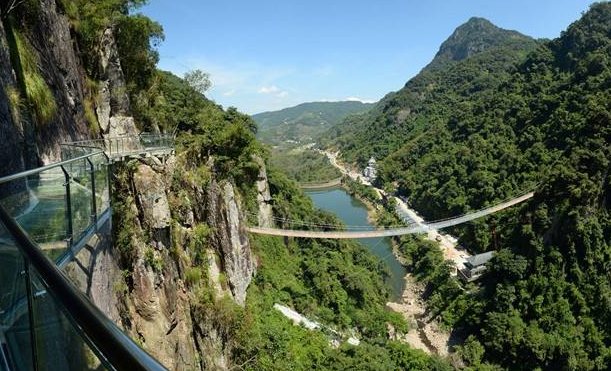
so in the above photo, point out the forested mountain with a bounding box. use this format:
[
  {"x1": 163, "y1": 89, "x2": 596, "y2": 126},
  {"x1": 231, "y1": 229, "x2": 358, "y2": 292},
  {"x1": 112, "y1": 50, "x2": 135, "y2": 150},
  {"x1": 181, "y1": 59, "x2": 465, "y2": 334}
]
[
  {"x1": 319, "y1": 17, "x2": 539, "y2": 163},
  {"x1": 6, "y1": 0, "x2": 611, "y2": 370},
  {"x1": 0, "y1": 0, "x2": 453, "y2": 370},
  {"x1": 324, "y1": 3, "x2": 611, "y2": 370},
  {"x1": 253, "y1": 100, "x2": 373, "y2": 144}
]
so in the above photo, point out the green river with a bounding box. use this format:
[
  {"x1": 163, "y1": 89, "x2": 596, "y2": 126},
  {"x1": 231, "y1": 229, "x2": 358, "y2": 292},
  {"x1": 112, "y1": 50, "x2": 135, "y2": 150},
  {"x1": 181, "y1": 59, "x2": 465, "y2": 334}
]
[{"x1": 305, "y1": 187, "x2": 407, "y2": 300}]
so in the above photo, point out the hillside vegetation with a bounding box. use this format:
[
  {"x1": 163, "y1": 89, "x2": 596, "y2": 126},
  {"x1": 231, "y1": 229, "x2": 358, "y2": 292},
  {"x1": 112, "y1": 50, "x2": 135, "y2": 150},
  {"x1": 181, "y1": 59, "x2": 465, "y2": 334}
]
[
  {"x1": 269, "y1": 147, "x2": 342, "y2": 183},
  {"x1": 42, "y1": 0, "x2": 455, "y2": 369},
  {"x1": 254, "y1": 101, "x2": 373, "y2": 145},
  {"x1": 324, "y1": 4, "x2": 611, "y2": 370},
  {"x1": 320, "y1": 17, "x2": 539, "y2": 164}
]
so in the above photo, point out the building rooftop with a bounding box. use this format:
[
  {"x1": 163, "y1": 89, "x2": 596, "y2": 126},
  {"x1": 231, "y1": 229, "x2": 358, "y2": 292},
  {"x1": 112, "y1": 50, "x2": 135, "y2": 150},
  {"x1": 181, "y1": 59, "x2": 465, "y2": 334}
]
[{"x1": 466, "y1": 251, "x2": 495, "y2": 267}]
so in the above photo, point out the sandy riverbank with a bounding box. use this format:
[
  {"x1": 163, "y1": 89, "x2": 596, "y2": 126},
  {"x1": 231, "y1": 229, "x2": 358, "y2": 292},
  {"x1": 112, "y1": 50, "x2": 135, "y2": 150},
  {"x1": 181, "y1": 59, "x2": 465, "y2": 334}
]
[
  {"x1": 386, "y1": 274, "x2": 451, "y2": 356},
  {"x1": 387, "y1": 241, "x2": 452, "y2": 356}
]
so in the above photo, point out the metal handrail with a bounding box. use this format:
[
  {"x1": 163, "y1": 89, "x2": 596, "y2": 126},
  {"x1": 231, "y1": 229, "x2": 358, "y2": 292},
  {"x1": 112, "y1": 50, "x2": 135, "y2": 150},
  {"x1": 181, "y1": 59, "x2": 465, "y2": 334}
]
[
  {"x1": 59, "y1": 134, "x2": 175, "y2": 161},
  {"x1": 61, "y1": 134, "x2": 174, "y2": 147},
  {"x1": 0, "y1": 150, "x2": 105, "y2": 185},
  {"x1": 0, "y1": 205, "x2": 168, "y2": 371}
]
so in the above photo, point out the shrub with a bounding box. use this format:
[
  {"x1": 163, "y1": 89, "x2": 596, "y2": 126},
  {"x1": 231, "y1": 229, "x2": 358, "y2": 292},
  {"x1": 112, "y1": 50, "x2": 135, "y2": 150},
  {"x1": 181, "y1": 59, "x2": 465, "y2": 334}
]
[
  {"x1": 84, "y1": 98, "x2": 99, "y2": 133},
  {"x1": 144, "y1": 247, "x2": 164, "y2": 272},
  {"x1": 184, "y1": 267, "x2": 203, "y2": 286}
]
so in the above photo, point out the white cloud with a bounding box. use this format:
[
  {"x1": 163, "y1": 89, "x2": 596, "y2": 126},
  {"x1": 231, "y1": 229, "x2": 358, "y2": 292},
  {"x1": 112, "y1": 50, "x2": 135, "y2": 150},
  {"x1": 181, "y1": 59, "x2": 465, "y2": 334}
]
[
  {"x1": 258, "y1": 85, "x2": 279, "y2": 94},
  {"x1": 345, "y1": 97, "x2": 376, "y2": 104},
  {"x1": 157, "y1": 56, "x2": 298, "y2": 112},
  {"x1": 276, "y1": 91, "x2": 289, "y2": 98},
  {"x1": 223, "y1": 90, "x2": 236, "y2": 97}
]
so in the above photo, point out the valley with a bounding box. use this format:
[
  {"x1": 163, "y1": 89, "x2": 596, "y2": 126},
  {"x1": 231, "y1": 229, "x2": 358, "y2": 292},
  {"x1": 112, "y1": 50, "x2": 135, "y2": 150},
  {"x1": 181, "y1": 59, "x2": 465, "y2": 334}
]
[
  {"x1": 258, "y1": 3, "x2": 611, "y2": 370},
  {"x1": 0, "y1": 1, "x2": 609, "y2": 371}
]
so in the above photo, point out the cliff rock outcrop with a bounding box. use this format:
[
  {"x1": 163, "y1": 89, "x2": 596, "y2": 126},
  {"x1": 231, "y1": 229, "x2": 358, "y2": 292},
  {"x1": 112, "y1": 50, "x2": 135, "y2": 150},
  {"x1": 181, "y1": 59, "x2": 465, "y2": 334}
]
[
  {"x1": 97, "y1": 27, "x2": 138, "y2": 138},
  {"x1": 0, "y1": 21, "x2": 27, "y2": 186},
  {"x1": 255, "y1": 156, "x2": 273, "y2": 228},
  {"x1": 0, "y1": 0, "x2": 139, "y2": 168},
  {"x1": 206, "y1": 179, "x2": 256, "y2": 306},
  {"x1": 109, "y1": 156, "x2": 264, "y2": 370},
  {"x1": 20, "y1": 0, "x2": 92, "y2": 162}
]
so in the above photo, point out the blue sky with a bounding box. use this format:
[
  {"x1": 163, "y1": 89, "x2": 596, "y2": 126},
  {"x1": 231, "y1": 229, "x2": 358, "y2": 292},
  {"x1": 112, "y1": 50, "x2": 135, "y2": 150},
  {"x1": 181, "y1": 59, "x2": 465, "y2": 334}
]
[{"x1": 141, "y1": 0, "x2": 595, "y2": 114}]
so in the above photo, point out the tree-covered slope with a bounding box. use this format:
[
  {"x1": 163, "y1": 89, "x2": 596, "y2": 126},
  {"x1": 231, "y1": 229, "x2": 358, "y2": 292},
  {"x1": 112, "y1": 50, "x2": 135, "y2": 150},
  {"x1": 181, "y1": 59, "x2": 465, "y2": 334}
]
[
  {"x1": 253, "y1": 100, "x2": 373, "y2": 144},
  {"x1": 320, "y1": 17, "x2": 539, "y2": 165},
  {"x1": 368, "y1": 4, "x2": 611, "y2": 370}
]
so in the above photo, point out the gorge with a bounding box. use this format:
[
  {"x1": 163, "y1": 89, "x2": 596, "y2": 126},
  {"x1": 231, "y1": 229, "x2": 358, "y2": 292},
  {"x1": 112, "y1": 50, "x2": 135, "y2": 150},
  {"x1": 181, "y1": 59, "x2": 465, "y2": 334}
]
[{"x1": 0, "y1": 1, "x2": 610, "y2": 371}]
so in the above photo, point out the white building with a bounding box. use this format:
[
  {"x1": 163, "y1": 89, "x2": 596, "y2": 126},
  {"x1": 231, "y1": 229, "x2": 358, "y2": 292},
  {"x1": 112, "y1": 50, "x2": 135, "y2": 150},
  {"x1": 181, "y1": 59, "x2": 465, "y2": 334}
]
[{"x1": 363, "y1": 157, "x2": 377, "y2": 181}]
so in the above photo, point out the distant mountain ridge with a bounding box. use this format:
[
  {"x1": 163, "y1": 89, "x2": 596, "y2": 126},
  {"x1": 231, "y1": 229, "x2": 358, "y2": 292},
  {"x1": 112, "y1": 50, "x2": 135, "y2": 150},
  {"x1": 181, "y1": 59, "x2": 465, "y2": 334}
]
[
  {"x1": 427, "y1": 17, "x2": 532, "y2": 70},
  {"x1": 253, "y1": 100, "x2": 373, "y2": 144},
  {"x1": 319, "y1": 17, "x2": 539, "y2": 163}
]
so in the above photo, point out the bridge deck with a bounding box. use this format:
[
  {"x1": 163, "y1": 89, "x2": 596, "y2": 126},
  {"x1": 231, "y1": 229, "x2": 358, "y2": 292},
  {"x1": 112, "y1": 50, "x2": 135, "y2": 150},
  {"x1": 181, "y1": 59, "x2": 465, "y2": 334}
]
[
  {"x1": 60, "y1": 134, "x2": 174, "y2": 162},
  {"x1": 298, "y1": 178, "x2": 343, "y2": 189},
  {"x1": 248, "y1": 192, "x2": 534, "y2": 238}
]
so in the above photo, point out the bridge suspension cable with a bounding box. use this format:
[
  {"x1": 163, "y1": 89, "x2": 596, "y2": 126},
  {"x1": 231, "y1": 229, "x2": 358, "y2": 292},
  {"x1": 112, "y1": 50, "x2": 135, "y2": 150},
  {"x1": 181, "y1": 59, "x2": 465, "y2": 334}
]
[
  {"x1": 247, "y1": 190, "x2": 535, "y2": 238},
  {"x1": 243, "y1": 211, "x2": 417, "y2": 231}
]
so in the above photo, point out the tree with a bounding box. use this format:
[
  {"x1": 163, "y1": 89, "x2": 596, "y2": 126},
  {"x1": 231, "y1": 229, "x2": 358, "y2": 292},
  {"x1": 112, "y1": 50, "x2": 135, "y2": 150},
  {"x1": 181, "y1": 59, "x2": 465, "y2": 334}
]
[{"x1": 184, "y1": 69, "x2": 211, "y2": 95}]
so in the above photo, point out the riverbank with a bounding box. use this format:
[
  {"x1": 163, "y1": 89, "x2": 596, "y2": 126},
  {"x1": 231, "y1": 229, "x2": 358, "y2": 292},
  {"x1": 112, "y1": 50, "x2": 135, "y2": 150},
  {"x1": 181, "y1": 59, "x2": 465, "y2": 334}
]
[
  {"x1": 386, "y1": 275, "x2": 451, "y2": 356},
  {"x1": 319, "y1": 149, "x2": 456, "y2": 355},
  {"x1": 340, "y1": 183, "x2": 380, "y2": 224},
  {"x1": 305, "y1": 188, "x2": 407, "y2": 299},
  {"x1": 387, "y1": 239, "x2": 452, "y2": 356}
]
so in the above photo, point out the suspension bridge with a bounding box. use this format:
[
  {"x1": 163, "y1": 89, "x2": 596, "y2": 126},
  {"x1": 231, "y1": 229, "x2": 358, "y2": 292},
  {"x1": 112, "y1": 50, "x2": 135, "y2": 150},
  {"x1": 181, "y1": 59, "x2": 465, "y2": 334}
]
[
  {"x1": 247, "y1": 190, "x2": 535, "y2": 238},
  {"x1": 298, "y1": 177, "x2": 343, "y2": 189}
]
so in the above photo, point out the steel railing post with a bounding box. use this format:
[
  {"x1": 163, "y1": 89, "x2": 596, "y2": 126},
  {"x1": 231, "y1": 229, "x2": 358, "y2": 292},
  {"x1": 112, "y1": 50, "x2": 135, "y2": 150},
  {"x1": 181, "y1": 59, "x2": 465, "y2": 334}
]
[
  {"x1": 60, "y1": 165, "x2": 73, "y2": 248},
  {"x1": 103, "y1": 152, "x2": 112, "y2": 209},
  {"x1": 23, "y1": 260, "x2": 40, "y2": 371},
  {"x1": 86, "y1": 157, "x2": 97, "y2": 225}
]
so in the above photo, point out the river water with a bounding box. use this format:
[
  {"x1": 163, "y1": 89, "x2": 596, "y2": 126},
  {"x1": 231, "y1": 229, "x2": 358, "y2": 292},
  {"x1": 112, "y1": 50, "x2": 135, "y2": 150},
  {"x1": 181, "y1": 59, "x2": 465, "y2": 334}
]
[{"x1": 305, "y1": 187, "x2": 406, "y2": 300}]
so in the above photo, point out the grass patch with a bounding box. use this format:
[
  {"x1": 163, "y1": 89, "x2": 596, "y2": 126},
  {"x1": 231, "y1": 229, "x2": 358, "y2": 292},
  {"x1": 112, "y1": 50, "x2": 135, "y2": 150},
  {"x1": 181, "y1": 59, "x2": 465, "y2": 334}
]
[
  {"x1": 5, "y1": 86, "x2": 23, "y2": 124},
  {"x1": 13, "y1": 30, "x2": 56, "y2": 125},
  {"x1": 84, "y1": 98, "x2": 99, "y2": 133},
  {"x1": 185, "y1": 267, "x2": 204, "y2": 286},
  {"x1": 144, "y1": 247, "x2": 164, "y2": 272}
]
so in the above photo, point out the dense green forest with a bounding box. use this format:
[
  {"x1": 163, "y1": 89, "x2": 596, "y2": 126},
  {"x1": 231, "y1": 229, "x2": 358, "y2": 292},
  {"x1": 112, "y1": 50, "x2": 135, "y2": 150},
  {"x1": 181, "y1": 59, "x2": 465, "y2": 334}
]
[
  {"x1": 268, "y1": 146, "x2": 342, "y2": 183},
  {"x1": 254, "y1": 101, "x2": 373, "y2": 145},
  {"x1": 21, "y1": 0, "x2": 611, "y2": 369},
  {"x1": 237, "y1": 170, "x2": 450, "y2": 370},
  {"x1": 324, "y1": 3, "x2": 611, "y2": 370},
  {"x1": 133, "y1": 74, "x2": 451, "y2": 369}
]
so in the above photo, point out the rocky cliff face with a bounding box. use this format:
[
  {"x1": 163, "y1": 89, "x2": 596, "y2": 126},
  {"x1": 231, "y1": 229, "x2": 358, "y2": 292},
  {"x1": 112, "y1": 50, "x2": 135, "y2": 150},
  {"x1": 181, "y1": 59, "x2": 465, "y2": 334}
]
[
  {"x1": 16, "y1": 0, "x2": 92, "y2": 162},
  {"x1": 206, "y1": 179, "x2": 256, "y2": 305},
  {"x1": 0, "y1": 2, "x2": 267, "y2": 369},
  {"x1": 0, "y1": 0, "x2": 139, "y2": 167},
  {"x1": 0, "y1": 21, "x2": 27, "y2": 188},
  {"x1": 96, "y1": 27, "x2": 138, "y2": 138},
  {"x1": 255, "y1": 156, "x2": 273, "y2": 228},
  {"x1": 108, "y1": 156, "x2": 263, "y2": 370}
]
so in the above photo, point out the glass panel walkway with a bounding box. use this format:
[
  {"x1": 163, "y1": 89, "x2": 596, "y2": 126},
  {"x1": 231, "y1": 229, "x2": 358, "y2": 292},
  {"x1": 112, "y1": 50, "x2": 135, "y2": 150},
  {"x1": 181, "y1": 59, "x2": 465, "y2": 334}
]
[
  {"x1": 60, "y1": 134, "x2": 174, "y2": 162},
  {"x1": 0, "y1": 134, "x2": 172, "y2": 371}
]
